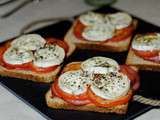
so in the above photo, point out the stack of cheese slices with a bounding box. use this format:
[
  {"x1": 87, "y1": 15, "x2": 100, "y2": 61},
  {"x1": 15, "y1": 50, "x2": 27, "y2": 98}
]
[{"x1": 46, "y1": 56, "x2": 139, "y2": 114}]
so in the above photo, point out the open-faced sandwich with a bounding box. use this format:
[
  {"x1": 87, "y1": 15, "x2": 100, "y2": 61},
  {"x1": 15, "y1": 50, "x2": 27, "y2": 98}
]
[
  {"x1": 126, "y1": 33, "x2": 160, "y2": 71},
  {"x1": 0, "y1": 34, "x2": 75, "y2": 83},
  {"x1": 46, "y1": 56, "x2": 140, "y2": 114},
  {"x1": 65, "y1": 12, "x2": 138, "y2": 52}
]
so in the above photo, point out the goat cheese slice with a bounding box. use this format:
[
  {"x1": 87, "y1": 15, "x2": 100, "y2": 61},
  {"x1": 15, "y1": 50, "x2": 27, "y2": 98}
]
[
  {"x1": 11, "y1": 34, "x2": 46, "y2": 51},
  {"x1": 81, "y1": 56, "x2": 119, "y2": 75},
  {"x1": 33, "y1": 44, "x2": 65, "y2": 68},
  {"x1": 90, "y1": 72, "x2": 130, "y2": 100},
  {"x1": 58, "y1": 70, "x2": 90, "y2": 95},
  {"x1": 108, "y1": 12, "x2": 132, "y2": 29},
  {"x1": 3, "y1": 47, "x2": 33, "y2": 65}
]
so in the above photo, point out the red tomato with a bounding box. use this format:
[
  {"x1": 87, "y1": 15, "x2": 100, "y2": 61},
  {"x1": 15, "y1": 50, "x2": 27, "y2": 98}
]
[
  {"x1": 53, "y1": 79, "x2": 88, "y2": 100},
  {"x1": 120, "y1": 65, "x2": 140, "y2": 91},
  {"x1": 133, "y1": 48, "x2": 158, "y2": 58},
  {"x1": 73, "y1": 20, "x2": 134, "y2": 42},
  {"x1": 51, "y1": 84, "x2": 91, "y2": 105},
  {"x1": 88, "y1": 88, "x2": 132, "y2": 107}
]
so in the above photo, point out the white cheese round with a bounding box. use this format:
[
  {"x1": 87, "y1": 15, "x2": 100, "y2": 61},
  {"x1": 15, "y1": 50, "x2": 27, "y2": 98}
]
[
  {"x1": 79, "y1": 12, "x2": 105, "y2": 26},
  {"x1": 108, "y1": 12, "x2": 132, "y2": 29},
  {"x1": 33, "y1": 44, "x2": 65, "y2": 68},
  {"x1": 132, "y1": 33, "x2": 160, "y2": 51},
  {"x1": 11, "y1": 34, "x2": 46, "y2": 51},
  {"x1": 82, "y1": 23, "x2": 115, "y2": 41},
  {"x1": 58, "y1": 70, "x2": 90, "y2": 95},
  {"x1": 3, "y1": 47, "x2": 33, "y2": 65},
  {"x1": 90, "y1": 72, "x2": 130, "y2": 100},
  {"x1": 81, "y1": 56, "x2": 119, "y2": 75}
]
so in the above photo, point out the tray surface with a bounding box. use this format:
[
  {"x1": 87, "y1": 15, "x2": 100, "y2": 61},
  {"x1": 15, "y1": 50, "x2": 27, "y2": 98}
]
[{"x1": 0, "y1": 6, "x2": 160, "y2": 120}]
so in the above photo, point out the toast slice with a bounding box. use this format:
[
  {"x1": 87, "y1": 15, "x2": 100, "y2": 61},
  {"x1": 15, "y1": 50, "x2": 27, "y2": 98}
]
[
  {"x1": 45, "y1": 89, "x2": 128, "y2": 114},
  {"x1": 126, "y1": 49, "x2": 160, "y2": 71},
  {"x1": 64, "y1": 19, "x2": 138, "y2": 52},
  {"x1": 45, "y1": 61, "x2": 136, "y2": 114},
  {"x1": 0, "y1": 37, "x2": 75, "y2": 83}
]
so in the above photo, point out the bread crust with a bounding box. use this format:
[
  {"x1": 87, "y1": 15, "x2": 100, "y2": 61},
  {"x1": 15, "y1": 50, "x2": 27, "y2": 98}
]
[
  {"x1": 64, "y1": 19, "x2": 138, "y2": 52},
  {"x1": 45, "y1": 89, "x2": 128, "y2": 114},
  {"x1": 126, "y1": 49, "x2": 160, "y2": 71},
  {"x1": 0, "y1": 65, "x2": 62, "y2": 83}
]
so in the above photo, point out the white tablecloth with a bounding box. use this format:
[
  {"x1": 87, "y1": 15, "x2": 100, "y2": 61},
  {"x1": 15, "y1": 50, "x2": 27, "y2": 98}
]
[{"x1": 0, "y1": 0, "x2": 160, "y2": 120}]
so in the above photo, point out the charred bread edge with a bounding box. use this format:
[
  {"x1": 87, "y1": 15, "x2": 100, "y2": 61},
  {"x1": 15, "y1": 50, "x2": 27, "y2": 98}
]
[
  {"x1": 64, "y1": 19, "x2": 138, "y2": 52},
  {"x1": 126, "y1": 49, "x2": 160, "y2": 71}
]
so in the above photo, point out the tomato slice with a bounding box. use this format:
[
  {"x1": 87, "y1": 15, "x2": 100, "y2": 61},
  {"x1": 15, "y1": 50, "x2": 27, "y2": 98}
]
[
  {"x1": 51, "y1": 84, "x2": 91, "y2": 105},
  {"x1": 73, "y1": 20, "x2": 134, "y2": 42},
  {"x1": 132, "y1": 48, "x2": 158, "y2": 58},
  {"x1": 46, "y1": 38, "x2": 69, "y2": 53},
  {"x1": 61, "y1": 62, "x2": 81, "y2": 73},
  {"x1": 73, "y1": 20, "x2": 86, "y2": 40},
  {"x1": 120, "y1": 65, "x2": 140, "y2": 91},
  {"x1": 53, "y1": 79, "x2": 88, "y2": 100},
  {"x1": 88, "y1": 88, "x2": 132, "y2": 107}
]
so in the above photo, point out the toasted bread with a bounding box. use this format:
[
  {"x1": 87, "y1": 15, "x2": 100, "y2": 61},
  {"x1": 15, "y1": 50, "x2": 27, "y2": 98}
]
[
  {"x1": 0, "y1": 38, "x2": 75, "y2": 83},
  {"x1": 64, "y1": 19, "x2": 138, "y2": 52},
  {"x1": 45, "y1": 89, "x2": 128, "y2": 114},
  {"x1": 126, "y1": 49, "x2": 160, "y2": 71},
  {"x1": 45, "y1": 61, "x2": 135, "y2": 114}
]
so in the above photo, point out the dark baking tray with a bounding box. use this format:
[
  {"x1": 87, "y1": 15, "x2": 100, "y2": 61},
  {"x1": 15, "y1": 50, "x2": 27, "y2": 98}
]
[{"x1": 0, "y1": 6, "x2": 160, "y2": 120}]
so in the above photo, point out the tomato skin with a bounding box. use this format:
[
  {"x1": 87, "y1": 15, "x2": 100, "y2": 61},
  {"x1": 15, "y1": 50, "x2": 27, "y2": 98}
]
[
  {"x1": 132, "y1": 48, "x2": 158, "y2": 58},
  {"x1": 73, "y1": 20, "x2": 134, "y2": 42},
  {"x1": 53, "y1": 79, "x2": 89, "y2": 100},
  {"x1": 120, "y1": 65, "x2": 140, "y2": 91},
  {"x1": 88, "y1": 88, "x2": 132, "y2": 108}
]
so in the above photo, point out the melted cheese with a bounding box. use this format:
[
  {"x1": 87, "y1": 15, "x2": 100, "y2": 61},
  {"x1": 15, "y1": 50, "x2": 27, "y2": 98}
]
[
  {"x1": 58, "y1": 70, "x2": 90, "y2": 95},
  {"x1": 81, "y1": 56, "x2": 119, "y2": 75},
  {"x1": 90, "y1": 72, "x2": 130, "y2": 100},
  {"x1": 3, "y1": 47, "x2": 33, "y2": 65},
  {"x1": 108, "y1": 12, "x2": 132, "y2": 29},
  {"x1": 82, "y1": 23, "x2": 115, "y2": 41},
  {"x1": 11, "y1": 34, "x2": 46, "y2": 51},
  {"x1": 79, "y1": 12, "x2": 105, "y2": 26},
  {"x1": 132, "y1": 33, "x2": 160, "y2": 51},
  {"x1": 33, "y1": 44, "x2": 65, "y2": 68}
]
